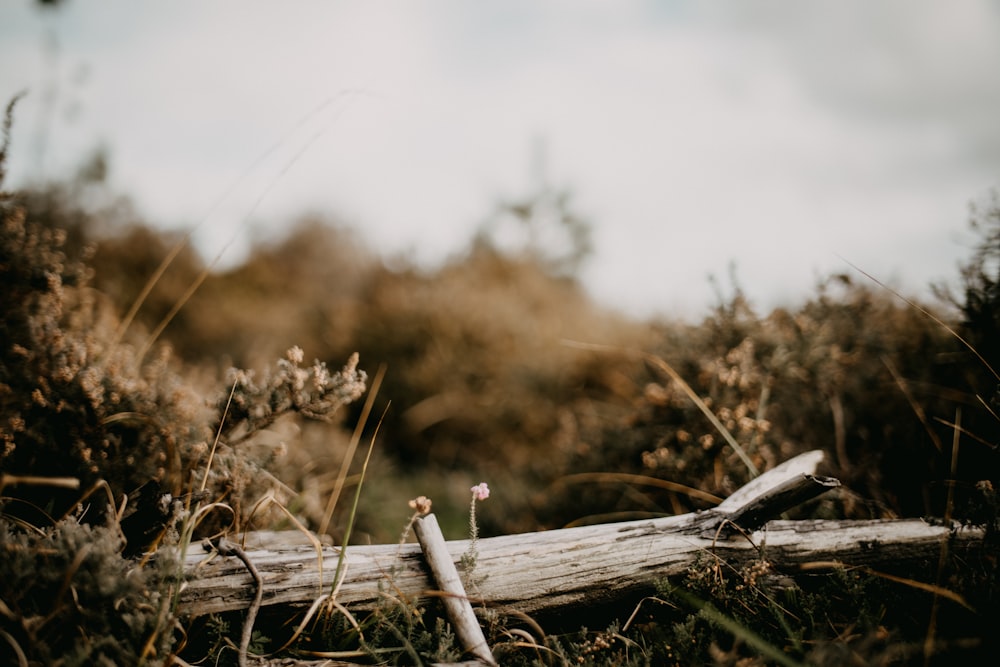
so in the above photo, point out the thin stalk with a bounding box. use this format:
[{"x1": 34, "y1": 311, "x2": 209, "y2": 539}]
[
  {"x1": 841, "y1": 256, "x2": 1000, "y2": 382},
  {"x1": 559, "y1": 340, "x2": 759, "y2": 478},
  {"x1": 328, "y1": 402, "x2": 390, "y2": 599},
  {"x1": 134, "y1": 95, "x2": 360, "y2": 364},
  {"x1": 320, "y1": 364, "x2": 386, "y2": 536},
  {"x1": 645, "y1": 353, "x2": 760, "y2": 478}
]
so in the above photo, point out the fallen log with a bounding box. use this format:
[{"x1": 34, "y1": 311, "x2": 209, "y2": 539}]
[{"x1": 176, "y1": 451, "x2": 985, "y2": 619}]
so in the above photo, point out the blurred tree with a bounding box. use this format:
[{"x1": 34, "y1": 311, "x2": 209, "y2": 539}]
[
  {"x1": 476, "y1": 187, "x2": 593, "y2": 277},
  {"x1": 475, "y1": 140, "x2": 593, "y2": 277}
]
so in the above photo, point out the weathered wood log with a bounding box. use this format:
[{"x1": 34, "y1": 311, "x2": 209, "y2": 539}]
[{"x1": 176, "y1": 451, "x2": 985, "y2": 619}]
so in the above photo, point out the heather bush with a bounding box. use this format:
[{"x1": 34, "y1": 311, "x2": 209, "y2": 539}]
[
  {"x1": 0, "y1": 517, "x2": 176, "y2": 666},
  {"x1": 1, "y1": 98, "x2": 176, "y2": 665},
  {"x1": 3, "y1": 81, "x2": 998, "y2": 661},
  {"x1": 541, "y1": 277, "x2": 972, "y2": 527},
  {"x1": 0, "y1": 99, "x2": 369, "y2": 662},
  {"x1": 0, "y1": 167, "x2": 209, "y2": 526},
  {"x1": 2, "y1": 186, "x2": 365, "y2": 530}
]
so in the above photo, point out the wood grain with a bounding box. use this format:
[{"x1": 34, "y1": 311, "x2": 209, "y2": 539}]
[{"x1": 175, "y1": 451, "x2": 984, "y2": 619}]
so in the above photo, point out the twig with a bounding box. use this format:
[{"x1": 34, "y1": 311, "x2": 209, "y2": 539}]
[
  {"x1": 413, "y1": 514, "x2": 497, "y2": 666},
  {"x1": 0, "y1": 474, "x2": 80, "y2": 494},
  {"x1": 209, "y1": 537, "x2": 263, "y2": 667}
]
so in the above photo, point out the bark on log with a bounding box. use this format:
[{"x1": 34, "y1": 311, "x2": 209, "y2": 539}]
[{"x1": 176, "y1": 452, "x2": 985, "y2": 619}]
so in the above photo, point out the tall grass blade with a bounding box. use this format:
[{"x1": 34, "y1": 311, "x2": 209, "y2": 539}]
[
  {"x1": 329, "y1": 401, "x2": 390, "y2": 598},
  {"x1": 841, "y1": 256, "x2": 1000, "y2": 382},
  {"x1": 110, "y1": 95, "x2": 355, "y2": 357},
  {"x1": 645, "y1": 353, "x2": 760, "y2": 478},
  {"x1": 675, "y1": 591, "x2": 807, "y2": 667},
  {"x1": 134, "y1": 96, "x2": 362, "y2": 363},
  {"x1": 560, "y1": 340, "x2": 760, "y2": 477},
  {"x1": 551, "y1": 471, "x2": 723, "y2": 505},
  {"x1": 320, "y1": 364, "x2": 386, "y2": 536}
]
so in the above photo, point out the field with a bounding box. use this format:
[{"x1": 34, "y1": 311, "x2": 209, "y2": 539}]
[{"x1": 2, "y1": 99, "x2": 999, "y2": 665}]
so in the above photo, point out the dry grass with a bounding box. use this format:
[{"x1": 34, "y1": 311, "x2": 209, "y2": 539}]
[{"x1": 2, "y1": 91, "x2": 998, "y2": 662}]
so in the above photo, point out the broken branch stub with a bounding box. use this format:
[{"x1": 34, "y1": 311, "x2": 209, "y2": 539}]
[{"x1": 413, "y1": 513, "x2": 497, "y2": 666}]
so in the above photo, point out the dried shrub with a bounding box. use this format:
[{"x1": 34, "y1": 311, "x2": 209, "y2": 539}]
[
  {"x1": 0, "y1": 178, "x2": 211, "y2": 525},
  {"x1": 349, "y1": 245, "x2": 643, "y2": 472},
  {"x1": 0, "y1": 517, "x2": 175, "y2": 666},
  {"x1": 538, "y1": 273, "x2": 991, "y2": 529},
  {"x1": 0, "y1": 99, "x2": 368, "y2": 662},
  {"x1": 2, "y1": 167, "x2": 366, "y2": 532},
  {"x1": 150, "y1": 217, "x2": 372, "y2": 370}
]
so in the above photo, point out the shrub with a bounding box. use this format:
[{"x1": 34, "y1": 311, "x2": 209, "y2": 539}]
[
  {"x1": 0, "y1": 162, "x2": 211, "y2": 526},
  {"x1": 0, "y1": 97, "x2": 369, "y2": 663},
  {"x1": 0, "y1": 517, "x2": 176, "y2": 666}
]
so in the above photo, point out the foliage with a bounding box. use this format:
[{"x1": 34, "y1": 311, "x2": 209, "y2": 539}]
[
  {"x1": 298, "y1": 237, "x2": 647, "y2": 535},
  {"x1": 936, "y1": 190, "x2": 1000, "y2": 481},
  {"x1": 0, "y1": 155, "x2": 215, "y2": 530},
  {"x1": 0, "y1": 518, "x2": 175, "y2": 665},
  {"x1": 3, "y1": 87, "x2": 999, "y2": 663},
  {"x1": 640, "y1": 547, "x2": 999, "y2": 667},
  {"x1": 950, "y1": 190, "x2": 1000, "y2": 374},
  {"x1": 475, "y1": 181, "x2": 594, "y2": 277},
  {"x1": 1, "y1": 179, "x2": 188, "y2": 532},
  {"x1": 0, "y1": 102, "x2": 368, "y2": 662},
  {"x1": 1, "y1": 175, "x2": 365, "y2": 532},
  {"x1": 0, "y1": 517, "x2": 176, "y2": 666},
  {"x1": 572, "y1": 278, "x2": 962, "y2": 520}
]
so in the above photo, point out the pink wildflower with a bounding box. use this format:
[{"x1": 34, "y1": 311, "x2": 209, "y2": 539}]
[{"x1": 470, "y1": 482, "x2": 490, "y2": 501}]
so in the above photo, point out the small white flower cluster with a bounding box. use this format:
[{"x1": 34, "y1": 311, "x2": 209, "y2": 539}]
[
  {"x1": 470, "y1": 482, "x2": 490, "y2": 501},
  {"x1": 222, "y1": 348, "x2": 367, "y2": 437},
  {"x1": 408, "y1": 495, "x2": 432, "y2": 515}
]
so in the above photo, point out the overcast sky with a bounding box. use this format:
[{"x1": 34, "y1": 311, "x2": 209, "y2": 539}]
[{"x1": 2, "y1": 1, "x2": 999, "y2": 319}]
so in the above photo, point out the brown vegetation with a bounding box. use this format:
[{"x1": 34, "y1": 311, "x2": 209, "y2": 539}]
[{"x1": 2, "y1": 92, "x2": 999, "y2": 662}]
